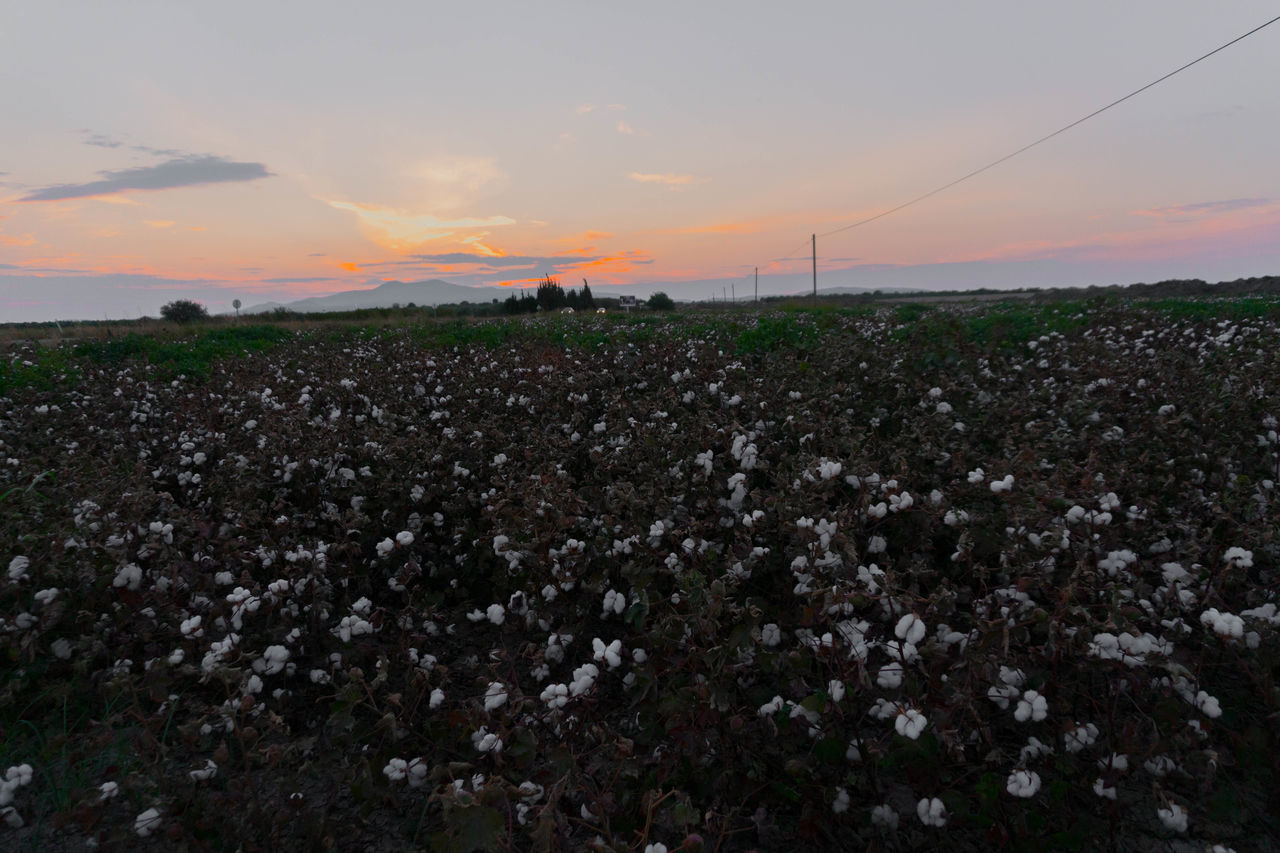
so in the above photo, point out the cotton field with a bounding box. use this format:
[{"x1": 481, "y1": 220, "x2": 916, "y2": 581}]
[{"x1": 1, "y1": 301, "x2": 1278, "y2": 851}]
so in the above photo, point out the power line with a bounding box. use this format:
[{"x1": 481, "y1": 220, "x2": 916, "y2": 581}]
[
  {"x1": 813, "y1": 13, "x2": 1280, "y2": 242},
  {"x1": 731, "y1": 11, "x2": 1280, "y2": 299}
]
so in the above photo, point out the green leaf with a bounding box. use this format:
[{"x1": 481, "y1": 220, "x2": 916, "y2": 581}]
[
  {"x1": 433, "y1": 804, "x2": 505, "y2": 853},
  {"x1": 812, "y1": 737, "x2": 845, "y2": 765}
]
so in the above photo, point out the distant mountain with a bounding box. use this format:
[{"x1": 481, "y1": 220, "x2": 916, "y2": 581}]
[{"x1": 245, "y1": 279, "x2": 513, "y2": 313}]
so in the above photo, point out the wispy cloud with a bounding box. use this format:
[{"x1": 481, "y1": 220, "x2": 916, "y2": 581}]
[
  {"x1": 1131, "y1": 197, "x2": 1273, "y2": 220},
  {"x1": 616, "y1": 120, "x2": 634, "y2": 135},
  {"x1": 661, "y1": 221, "x2": 761, "y2": 236},
  {"x1": 554, "y1": 230, "x2": 614, "y2": 243},
  {"x1": 627, "y1": 172, "x2": 708, "y2": 190},
  {"x1": 0, "y1": 228, "x2": 37, "y2": 247},
  {"x1": 577, "y1": 103, "x2": 626, "y2": 115},
  {"x1": 20, "y1": 155, "x2": 273, "y2": 202},
  {"x1": 323, "y1": 199, "x2": 516, "y2": 252}
]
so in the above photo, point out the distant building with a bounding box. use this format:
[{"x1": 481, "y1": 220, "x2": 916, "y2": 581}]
[{"x1": 618, "y1": 295, "x2": 638, "y2": 310}]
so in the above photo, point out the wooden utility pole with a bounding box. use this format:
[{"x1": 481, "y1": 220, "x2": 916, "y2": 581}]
[
  {"x1": 812, "y1": 234, "x2": 817, "y2": 301},
  {"x1": 731, "y1": 282, "x2": 735, "y2": 303},
  {"x1": 754, "y1": 267, "x2": 758, "y2": 302}
]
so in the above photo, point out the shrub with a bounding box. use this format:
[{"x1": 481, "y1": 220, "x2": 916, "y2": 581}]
[
  {"x1": 159, "y1": 299, "x2": 209, "y2": 324},
  {"x1": 648, "y1": 291, "x2": 675, "y2": 310}
]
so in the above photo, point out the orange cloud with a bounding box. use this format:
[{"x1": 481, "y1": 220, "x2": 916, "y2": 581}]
[
  {"x1": 338, "y1": 261, "x2": 362, "y2": 272},
  {"x1": 322, "y1": 198, "x2": 516, "y2": 252},
  {"x1": 627, "y1": 172, "x2": 708, "y2": 189},
  {"x1": 617, "y1": 120, "x2": 635, "y2": 135},
  {"x1": 0, "y1": 229, "x2": 36, "y2": 247},
  {"x1": 144, "y1": 220, "x2": 175, "y2": 228},
  {"x1": 554, "y1": 230, "x2": 614, "y2": 243},
  {"x1": 665, "y1": 221, "x2": 761, "y2": 236}
]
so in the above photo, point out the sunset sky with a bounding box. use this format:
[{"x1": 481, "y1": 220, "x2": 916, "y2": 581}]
[{"x1": 3, "y1": 1, "x2": 1280, "y2": 320}]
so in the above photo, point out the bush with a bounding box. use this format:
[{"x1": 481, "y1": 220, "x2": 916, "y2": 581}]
[
  {"x1": 159, "y1": 299, "x2": 209, "y2": 324},
  {"x1": 648, "y1": 291, "x2": 675, "y2": 310}
]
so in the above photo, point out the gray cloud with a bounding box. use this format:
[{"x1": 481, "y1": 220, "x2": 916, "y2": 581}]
[
  {"x1": 261, "y1": 276, "x2": 342, "y2": 284},
  {"x1": 19, "y1": 155, "x2": 273, "y2": 202},
  {"x1": 404, "y1": 252, "x2": 603, "y2": 269},
  {"x1": 1134, "y1": 197, "x2": 1273, "y2": 219}
]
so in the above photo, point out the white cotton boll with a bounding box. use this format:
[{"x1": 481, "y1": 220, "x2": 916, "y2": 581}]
[
  {"x1": 1014, "y1": 690, "x2": 1048, "y2": 723},
  {"x1": 867, "y1": 535, "x2": 886, "y2": 553},
  {"x1": 1006, "y1": 769, "x2": 1041, "y2": 798},
  {"x1": 1157, "y1": 802, "x2": 1188, "y2": 833},
  {"x1": 1000, "y1": 666, "x2": 1025, "y2": 687},
  {"x1": 895, "y1": 708, "x2": 927, "y2": 739},
  {"x1": 871, "y1": 804, "x2": 899, "y2": 830},
  {"x1": 967, "y1": 468, "x2": 985, "y2": 484},
  {"x1": 1200, "y1": 608, "x2": 1244, "y2": 639},
  {"x1": 486, "y1": 604, "x2": 505, "y2": 625},
  {"x1": 33, "y1": 587, "x2": 58, "y2": 605},
  {"x1": 472, "y1": 728, "x2": 503, "y2": 753},
  {"x1": 916, "y1": 797, "x2": 947, "y2": 827},
  {"x1": 644, "y1": 844, "x2": 668, "y2": 853},
  {"x1": 98, "y1": 781, "x2": 119, "y2": 802},
  {"x1": 832, "y1": 787, "x2": 850, "y2": 813},
  {"x1": 113, "y1": 563, "x2": 143, "y2": 590},
  {"x1": 7, "y1": 556, "x2": 30, "y2": 582},
  {"x1": 375, "y1": 538, "x2": 394, "y2": 557},
  {"x1": 758, "y1": 696, "x2": 785, "y2": 716},
  {"x1": 828, "y1": 680, "x2": 845, "y2": 702},
  {"x1": 990, "y1": 474, "x2": 1014, "y2": 494},
  {"x1": 4, "y1": 765, "x2": 32, "y2": 788},
  {"x1": 1064, "y1": 722, "x2": 1099, "y2": 753},
  {"x1": 761, "y1": 623, "x2": 781, "y2": 647},
  {"x1": 895, "y1": 613, "x2": 926, "y2": 645},
  {"x1": 877, "y1": 663, "x2": 904, "y2": 689},
  {"x1": 602, "y1": 589, "x2": 626, "y2": 617},
  {"x1": 1194, "y1": 690, "x2": 1222, "y2": 718},
  {"x1": 383, "y1": 758, "x2": 408, "y2": 781},
  {"x1": 1093, "y1": 778, "x2": 1117, "y2": 800},
  {"x1": 180, "y1": 615, "x2": 203, "y2": 637},
  {"x1": 483, "y1": 682, "x2": 508, "y2": 712},
  {"x1": 1222, "y1": 547, "x2": 1253, "y2": 568},
  {"x1": 396, "y1": 530, "x2": 414, "y2": 547},
  {"x1": 189, "y1": 760, "x2": 217, "y2": 782},
  {"x1": 134, "y1": 807, "x2": 162, "y2": 837},
  {"x1": 429, "y1": 688, "x2": 445, "y2": 709},
  {"x1": 256, "y1": 645, "x2": 290, "y2": 676}
]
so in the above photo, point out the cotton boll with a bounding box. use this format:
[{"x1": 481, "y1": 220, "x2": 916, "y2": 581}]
[
  {"x1": 761, "y1": 623, "x2": 781, "y2": 647},
  {"x1": 831, "y1": 786, "x2": 850, "y2": 813},
  {"x1": 871, "y1": 803, "x2": 899, "y2": 829},
  {"x1": 877, "y1": 663, "x2": 904, "y2": 689},
  {"x1": 134, "y1": 808, "x2": 162, "y2": 837},
  {"x1": 483, "y1": 682, "x2": 508, "y2": 712},
  {"x1": 1156, "y1": 803, "x2": 1187, "y2": 833},
  {"x1": 895, "y1": 613, "x2": 926, "y2": 645},
  {"x1": 486, "y1": 604, "x2": 505, "y2": 625},
  {"x1": 7, "y1": 556, "x2": 30, "y2": 582},
  {"x1": 916, "y1": 797, "x2": 946, "y2": 827},
  {"x1": 1014, "y1": 690, "x2": 1048, "y2": 723},
  {"x1": 1006, "y1": 769, "x2": 1041, "y2": 798},
  {"x1": 1093, "y1": 778, "x2": 1116, "y2": 800},
  {"x1": 895, "y1": 708, "x2": 927, "y2": 739}
]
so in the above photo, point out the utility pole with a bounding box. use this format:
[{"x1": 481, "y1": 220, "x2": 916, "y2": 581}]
[
  {"x1": 812, "y1": 234, "x2": 817, "y2": 301},
  {"x1": 754, "y1": 267, "x2": 758, "y2": 302},
  {"x1": 731, "y1": 282, "x2": 735, "y2": 303}
]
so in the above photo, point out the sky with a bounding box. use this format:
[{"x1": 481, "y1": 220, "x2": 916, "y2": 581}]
[{"x1": 3, "y1": 1, "x2": 1280, "y2": 321}]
